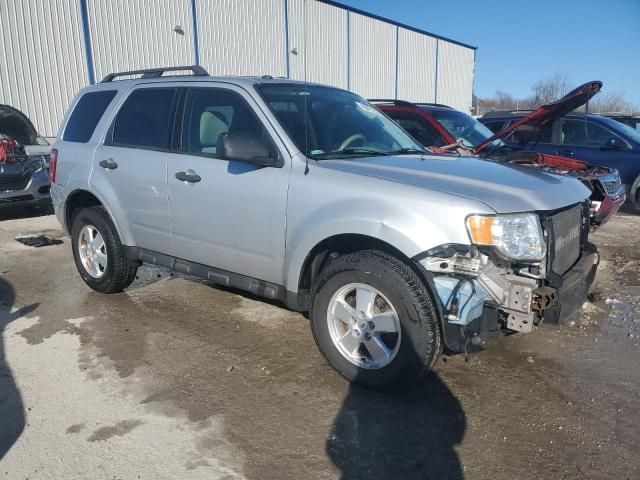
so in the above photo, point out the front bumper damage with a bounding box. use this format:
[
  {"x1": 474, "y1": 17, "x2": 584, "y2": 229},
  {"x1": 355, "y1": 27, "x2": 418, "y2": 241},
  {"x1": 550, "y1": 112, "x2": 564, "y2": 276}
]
[{"x1": 414, "y1": 242, "x2": 599, "y2": 353}]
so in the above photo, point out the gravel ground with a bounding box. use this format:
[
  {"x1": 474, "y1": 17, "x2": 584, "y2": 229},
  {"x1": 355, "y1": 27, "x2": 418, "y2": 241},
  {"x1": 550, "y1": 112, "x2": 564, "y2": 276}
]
[{"x1": 1, "y1": 207, "x2": 639, "y2": 480}]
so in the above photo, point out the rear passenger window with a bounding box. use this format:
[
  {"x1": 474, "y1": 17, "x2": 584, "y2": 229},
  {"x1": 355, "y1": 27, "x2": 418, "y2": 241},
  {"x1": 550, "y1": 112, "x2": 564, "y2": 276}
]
[
  {"x1": 63, "y1": 90, "x2": 117, "y2": 143},
  {"x1": 180, "y1": 88, "x2": 269, "y2": 157},
  {"x1": 110, "y1": 88, "x2": 176, "y2": 150}
]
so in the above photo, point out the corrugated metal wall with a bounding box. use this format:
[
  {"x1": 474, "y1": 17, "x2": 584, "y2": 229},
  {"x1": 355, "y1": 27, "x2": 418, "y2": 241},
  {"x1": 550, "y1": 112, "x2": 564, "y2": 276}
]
[
  {"x1": 196, "y1": 0, "x2": 287, "y2": 77},
  {"x1": 287, "y1": 0, "x2": 348, "y2": 89},
  {"x1": 436, "y1": 40, "x2": 475, "y2": 112},
  {"x1": 87, "y1": 0, "x2": 195, "y2": 82},
  {"x1": 348, "y1": 12, "x2": 396, "y2": 99},
  {"x1": 397, "y1": 28, "x2": 437, "y2": 103},
  {"x1": 0, "y1": 0, "x2": 475, "y2": 136},
  {"x1": 0, "y1": 0, "x2": 87, "y2": 135}
]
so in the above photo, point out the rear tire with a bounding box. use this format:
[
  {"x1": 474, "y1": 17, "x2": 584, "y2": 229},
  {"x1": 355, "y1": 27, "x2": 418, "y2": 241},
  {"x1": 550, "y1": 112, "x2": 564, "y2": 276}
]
[
  {"x1": 71, "y1": 206, "x2": 137, "y2": 293},
  {"x1": 310, "y1": 250, "x2": 441, "y2": 388}
]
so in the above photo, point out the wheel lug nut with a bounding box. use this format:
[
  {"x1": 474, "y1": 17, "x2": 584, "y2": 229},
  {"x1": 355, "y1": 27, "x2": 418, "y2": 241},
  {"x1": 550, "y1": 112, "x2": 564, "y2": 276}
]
[
  {"x1": 364, "y1": 333, "x2": 371, "y2": 341},
  {"x1": 368, "y1": 321, "x2": 375, "y2": 330}
]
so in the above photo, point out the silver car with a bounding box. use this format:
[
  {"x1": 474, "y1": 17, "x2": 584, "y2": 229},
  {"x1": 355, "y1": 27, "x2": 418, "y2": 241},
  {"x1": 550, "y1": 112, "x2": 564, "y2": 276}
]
[{"x1": 51, "y1": 66, "x2": 597, "y2": 388}]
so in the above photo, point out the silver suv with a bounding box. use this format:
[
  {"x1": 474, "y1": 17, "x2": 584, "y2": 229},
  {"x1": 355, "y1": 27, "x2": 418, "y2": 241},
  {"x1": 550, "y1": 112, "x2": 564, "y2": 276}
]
[{"x1": 52, "y1": 66, "x2": 597, "y2": 388}]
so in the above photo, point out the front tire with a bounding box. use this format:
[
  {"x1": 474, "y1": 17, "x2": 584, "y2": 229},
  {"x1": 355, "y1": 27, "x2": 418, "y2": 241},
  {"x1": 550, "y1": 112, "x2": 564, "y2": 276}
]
[
  {"x1": 71, "y1": 206, "x2": 137, "y2": 293},
  {"x1": 310, "y1": 250, "x2": 441, "y2": 388}
]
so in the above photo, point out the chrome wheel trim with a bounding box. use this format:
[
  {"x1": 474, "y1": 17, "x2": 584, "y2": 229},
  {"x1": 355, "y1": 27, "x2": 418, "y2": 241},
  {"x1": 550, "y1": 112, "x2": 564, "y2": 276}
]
[
  {"x1": 327, "y1": 282, "x2": 402, "y2": 369},
  {"x1": 78, "y1": 224, "x2": 107, "y2": 279}
]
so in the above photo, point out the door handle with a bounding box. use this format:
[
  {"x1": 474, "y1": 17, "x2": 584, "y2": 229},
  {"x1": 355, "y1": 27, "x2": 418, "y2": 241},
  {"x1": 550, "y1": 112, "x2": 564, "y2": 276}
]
[
  {"x1": 99, "y1": 158, "x2": 118, "y2": 169},
  {"x1": 175, "y1": 170, "x2": 201, "y2": 183},
  {"x1": 557, "y1": 150, "x2": 575, "y2": 156}
]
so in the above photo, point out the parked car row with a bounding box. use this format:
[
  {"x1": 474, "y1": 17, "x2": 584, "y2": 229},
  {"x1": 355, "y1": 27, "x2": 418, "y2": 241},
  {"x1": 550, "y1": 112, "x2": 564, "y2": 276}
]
[
  {"x1": 371, "y1": 81, "x2": 633, "y2": 228},
  {"x1": 48, "y1": 66, "x2": 609, "y2": 388},
  {"x1": 479, "y1": 89, "x2": 640, "y2": 210},
  {"x1": 0, "y1": 104, "x2": 52, "y2": 213}
]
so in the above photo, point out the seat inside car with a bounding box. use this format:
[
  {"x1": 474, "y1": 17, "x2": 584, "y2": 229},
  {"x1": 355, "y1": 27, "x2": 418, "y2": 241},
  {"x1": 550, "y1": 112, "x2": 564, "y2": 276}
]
[{"x1": 199, "y1": 111, "x2": 229, "y2": 154}]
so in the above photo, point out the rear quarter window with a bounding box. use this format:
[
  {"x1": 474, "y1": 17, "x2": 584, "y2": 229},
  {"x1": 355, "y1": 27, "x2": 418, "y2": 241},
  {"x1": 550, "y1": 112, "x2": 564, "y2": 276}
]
[{"x1": 63, "y1": 90, "x2": 117, "y2": 142}]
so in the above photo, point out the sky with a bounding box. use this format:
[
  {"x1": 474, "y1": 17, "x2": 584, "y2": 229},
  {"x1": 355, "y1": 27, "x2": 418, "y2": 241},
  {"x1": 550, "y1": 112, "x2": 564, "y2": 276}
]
[{"x1": 338, "y1": 0, "x2": 640, "y2": 107}]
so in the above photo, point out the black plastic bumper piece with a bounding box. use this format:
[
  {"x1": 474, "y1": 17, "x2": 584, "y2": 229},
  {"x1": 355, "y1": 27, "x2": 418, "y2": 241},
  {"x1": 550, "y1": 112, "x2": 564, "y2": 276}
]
[{"x1": 542, "y1": 246, "x2": 599, "y2": 325}]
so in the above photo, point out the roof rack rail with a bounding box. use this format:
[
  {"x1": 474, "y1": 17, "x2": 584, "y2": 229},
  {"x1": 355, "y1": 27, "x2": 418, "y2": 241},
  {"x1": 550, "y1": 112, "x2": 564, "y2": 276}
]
[
  {"x1": 414, "y1": 102, "x2": 452, "y2": 109},
  {"x1": 100, "y1": 65, "x2": 209, "y2": 83},
  {"x1": 368, "y1": 99, "x2": 416, "y2": 107},
  {"x1": 481, "y1": 110, "x2": 533, "y2": 118}
]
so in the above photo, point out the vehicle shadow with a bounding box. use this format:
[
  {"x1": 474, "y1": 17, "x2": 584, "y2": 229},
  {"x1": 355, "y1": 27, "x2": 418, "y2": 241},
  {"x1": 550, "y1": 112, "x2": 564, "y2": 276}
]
[
  {"x1": 0, "y1": 277, "x2": 37, "y2": 459},
  {"x1": 327, "y1": 361, "x2": 466, "y2": 479},
  {"x1": 0, "y1": 203, "x2": 53, "y2": 222}
]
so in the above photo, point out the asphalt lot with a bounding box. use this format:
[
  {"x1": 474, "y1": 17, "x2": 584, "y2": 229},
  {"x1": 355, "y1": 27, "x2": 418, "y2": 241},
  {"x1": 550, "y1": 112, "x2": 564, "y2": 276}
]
[{"x1": 1, "y1": 207, "x2": 639, "y2": 480}]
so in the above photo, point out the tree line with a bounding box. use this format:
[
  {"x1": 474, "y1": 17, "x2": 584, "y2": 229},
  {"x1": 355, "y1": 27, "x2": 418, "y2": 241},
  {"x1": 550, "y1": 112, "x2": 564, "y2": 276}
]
[{"x1": 475, "y1": 73, "x2": 637, "y2": 116}]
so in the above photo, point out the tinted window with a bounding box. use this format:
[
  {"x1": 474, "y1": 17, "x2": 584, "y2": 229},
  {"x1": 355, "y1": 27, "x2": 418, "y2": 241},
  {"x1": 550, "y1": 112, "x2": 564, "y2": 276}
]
[
  {"x1": 508, "y1": 122, "x2": 552, "y2": 144},
  {"x1": 111, "y1": 88, "x2": 176, "y2": 149},
  {"x1": 181, "y1": 88, "x2": 269, "y2": 157},
  {"x1": 482, "y1": 120, "x2": 507, "y2": 134},
  {"x1": 63, "y1": 90, "x2": 117, "y2": 143},
  {"x1": 431, "y1": 109, "x2": 501, "y2": 148},
  {"x1": 392, "y1": 114, "x2": 445, "y2": 147},
  {"x1": 559, "y1": 119, "x2": 621, "y2": 147}
]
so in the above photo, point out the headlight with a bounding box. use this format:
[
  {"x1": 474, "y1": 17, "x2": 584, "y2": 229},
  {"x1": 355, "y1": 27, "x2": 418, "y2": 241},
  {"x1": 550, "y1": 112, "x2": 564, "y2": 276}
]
[{"x1": 466, "y1": 213, "x2": 546, "y2": 261}]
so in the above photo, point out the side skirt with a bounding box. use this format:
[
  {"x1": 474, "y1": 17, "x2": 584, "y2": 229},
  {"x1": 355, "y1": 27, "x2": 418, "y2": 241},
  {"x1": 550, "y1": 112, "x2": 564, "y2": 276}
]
[{"x1": 125, "y1": 247, "x2": 302, "y2": 311}]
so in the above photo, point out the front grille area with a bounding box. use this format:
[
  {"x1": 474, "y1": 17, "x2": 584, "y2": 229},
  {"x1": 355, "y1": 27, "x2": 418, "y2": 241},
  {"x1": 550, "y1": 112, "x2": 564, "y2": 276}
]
[
  {"x1": 602, "y1": 180, "x2": 622, "y2": 196},
  {"x1": 550, "y1": 204, "x2": 583, "y2": 275},
  {"x1": 0, "y1": 173, "x2": 30, "y2": 192}
]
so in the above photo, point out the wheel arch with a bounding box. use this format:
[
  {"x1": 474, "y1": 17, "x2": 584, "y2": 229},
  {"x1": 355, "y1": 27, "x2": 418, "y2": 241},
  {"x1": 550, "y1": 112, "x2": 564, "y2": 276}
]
[
  {"x1": 64, "y1": 189, "x2": 130, "y2": 244},
  {"x1": 289, "y1": 232, "x2": 441, "y2": 317}
]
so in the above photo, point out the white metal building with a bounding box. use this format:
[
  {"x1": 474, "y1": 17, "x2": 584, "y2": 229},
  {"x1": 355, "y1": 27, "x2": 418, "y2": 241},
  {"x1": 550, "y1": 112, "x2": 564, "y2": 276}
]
[{"x1": 0, "y1": 0, "x2": 476, "y2": 136}]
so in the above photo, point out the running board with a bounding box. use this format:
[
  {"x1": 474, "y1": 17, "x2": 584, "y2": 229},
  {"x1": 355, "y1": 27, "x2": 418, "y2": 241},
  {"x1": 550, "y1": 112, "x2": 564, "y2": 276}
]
[{"x1": 125, "y1": 247, "x2": 287, "y2": 302}]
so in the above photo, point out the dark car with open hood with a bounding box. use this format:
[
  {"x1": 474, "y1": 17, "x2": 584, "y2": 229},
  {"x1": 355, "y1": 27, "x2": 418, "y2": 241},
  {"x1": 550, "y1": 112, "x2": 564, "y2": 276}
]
[
  {"x1": 0, "y1": 104, "x2": 52, "y2": 212},
  {"x1": 479, "y1": 83, "x2": 640, "y2": 212},
  {"x1": 372, "y1": 81, "x2": 627, "y2": 228}
]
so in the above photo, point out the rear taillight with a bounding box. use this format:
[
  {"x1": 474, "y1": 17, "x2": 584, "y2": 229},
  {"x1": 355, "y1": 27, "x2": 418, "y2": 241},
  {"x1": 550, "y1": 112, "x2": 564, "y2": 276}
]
[{"x1": 49, "y1": 148, "x2": 58, "y2": 183}]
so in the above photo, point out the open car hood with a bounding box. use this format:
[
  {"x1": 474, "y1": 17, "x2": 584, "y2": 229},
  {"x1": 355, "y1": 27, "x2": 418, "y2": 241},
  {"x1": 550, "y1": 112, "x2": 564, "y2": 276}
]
[
  {"x1": 475, "y1": 80, "x2": 603, "y2": 153},
  {"x1": 0, "y1": 104, "x2": 40, "y2": 146}
]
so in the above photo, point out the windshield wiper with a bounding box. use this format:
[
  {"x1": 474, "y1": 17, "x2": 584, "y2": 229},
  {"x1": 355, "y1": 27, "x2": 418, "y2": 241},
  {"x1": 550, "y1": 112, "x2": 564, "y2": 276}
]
[
  {"x1": 387, "y1": 147, "x2": 426, "y2": 155},
  {"x1": 314, "y1": 148, "x2": 390, "y2": 158}
]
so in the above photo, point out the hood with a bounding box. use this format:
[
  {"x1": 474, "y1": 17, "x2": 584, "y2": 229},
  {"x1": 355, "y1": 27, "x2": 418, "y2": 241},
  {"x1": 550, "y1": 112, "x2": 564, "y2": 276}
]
[
  {"x1": 319, "y1": 154, "x2": 591, "y2": 213},
  {"x1": 475, "y1": 80, "x2": 603, "y2": 153},
  {"x1": 0, "y1": 104, "x2": 40, "y2": 146}
]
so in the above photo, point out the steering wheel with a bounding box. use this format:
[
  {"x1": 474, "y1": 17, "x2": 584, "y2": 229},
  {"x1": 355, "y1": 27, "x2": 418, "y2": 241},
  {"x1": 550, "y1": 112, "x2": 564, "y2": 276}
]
[{"x1": 339, "y1": 134, "x2": 366, "y2": 151}]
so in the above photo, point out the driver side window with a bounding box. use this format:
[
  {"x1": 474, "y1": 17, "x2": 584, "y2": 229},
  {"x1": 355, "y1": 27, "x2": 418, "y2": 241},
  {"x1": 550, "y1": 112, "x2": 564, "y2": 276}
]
[
  {"x1": 181, "y1": 88, "x2": 268, "y2": 158},
  {"x1": 558, "y1": 119, "x2": 622, "y2": 147}
]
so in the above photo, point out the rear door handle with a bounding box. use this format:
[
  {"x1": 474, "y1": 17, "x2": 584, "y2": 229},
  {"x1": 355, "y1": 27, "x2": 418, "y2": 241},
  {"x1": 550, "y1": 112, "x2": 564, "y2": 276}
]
[
  {"x1": 175, "y1": 169, "x2": 201, "y2": 183},
  {"x1": 99, "y1": 158, "x2": 118, "y2": 169},
  {"x1": 557, "y1": 150, "x2": 575, "y2": 156}
]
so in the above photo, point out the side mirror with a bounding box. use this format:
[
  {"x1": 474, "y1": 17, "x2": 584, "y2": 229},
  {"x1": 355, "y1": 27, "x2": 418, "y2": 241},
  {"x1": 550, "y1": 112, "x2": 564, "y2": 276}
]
[
  {"x1": 217, "y1": 132, "x2": 279, "y2": 167},
  {"x1": 602, "y1": 137, "x2": 625, "y2": 150}
]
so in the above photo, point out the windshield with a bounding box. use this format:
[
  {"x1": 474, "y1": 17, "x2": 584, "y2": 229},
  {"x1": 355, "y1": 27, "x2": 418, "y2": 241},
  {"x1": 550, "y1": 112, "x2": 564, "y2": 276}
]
[
  {"x1": 256, "y1": 84, "x2": 424, "y2": 158},
  {"x1": 430, "y1": 109, "x2": 503, "y2": 149}
]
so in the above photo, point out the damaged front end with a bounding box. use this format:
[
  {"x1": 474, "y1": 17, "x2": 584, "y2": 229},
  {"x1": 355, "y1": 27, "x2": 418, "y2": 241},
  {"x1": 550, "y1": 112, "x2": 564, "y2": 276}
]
[{"x1": 414, "y1": 202, "x2": 599, "y2": 353}]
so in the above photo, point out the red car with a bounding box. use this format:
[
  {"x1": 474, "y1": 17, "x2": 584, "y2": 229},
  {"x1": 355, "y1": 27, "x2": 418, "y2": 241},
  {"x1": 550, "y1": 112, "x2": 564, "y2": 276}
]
[{"x1": 371, "y1": 81, "x2": 626, "y2": 229}]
